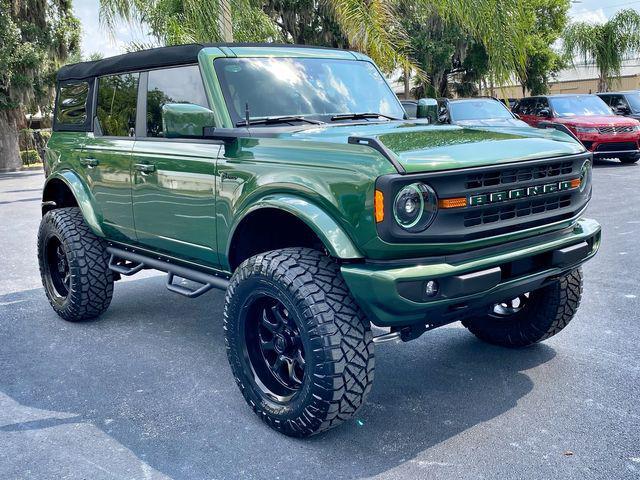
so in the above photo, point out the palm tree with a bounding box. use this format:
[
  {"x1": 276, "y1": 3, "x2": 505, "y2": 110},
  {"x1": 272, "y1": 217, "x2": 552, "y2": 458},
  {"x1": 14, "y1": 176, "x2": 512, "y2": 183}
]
[
  {"x1": 98, "y1": 0, "x2": 528, "y2": 85},
  {"x1": 563, "y1": 9, "x2": 640, "y2": 92}
]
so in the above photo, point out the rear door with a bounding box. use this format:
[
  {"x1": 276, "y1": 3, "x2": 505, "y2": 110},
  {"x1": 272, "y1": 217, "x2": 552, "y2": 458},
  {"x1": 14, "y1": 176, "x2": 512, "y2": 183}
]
[
  {"x1": 82, "y1": 73, "x2": 139, "y2": 242},
  {"x1": 131, "y1": 65, "x2": 222, "y2": 267}
]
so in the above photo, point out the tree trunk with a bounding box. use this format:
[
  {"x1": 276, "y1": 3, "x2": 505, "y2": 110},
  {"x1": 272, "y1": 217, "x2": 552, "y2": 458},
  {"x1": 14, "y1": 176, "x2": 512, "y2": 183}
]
[
  {"x1": 597, "y1": 70, "x2": 608, "y2": 92},
  {"x1": 218, "y1": 0, "x2": 233, "y2": 42},
  {"x1": 403, "y1": 66, "x2": 411, "y2": 99},
  {"x1": 0, "y1": 109, "x2": 22, "y2": 172}
]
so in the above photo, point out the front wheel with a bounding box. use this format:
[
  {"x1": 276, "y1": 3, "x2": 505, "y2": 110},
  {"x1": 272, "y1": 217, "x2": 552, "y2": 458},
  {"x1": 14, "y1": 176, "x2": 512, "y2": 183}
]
[
  {"x1": 224, "y1": 248, "x2": 375, "y2": 437},
  {"x1": 462, "y1": 269, "x2": 583, "y2": 348},
  {"x1": 37, "y1": 207, "x2": 114, "y2": 321}
]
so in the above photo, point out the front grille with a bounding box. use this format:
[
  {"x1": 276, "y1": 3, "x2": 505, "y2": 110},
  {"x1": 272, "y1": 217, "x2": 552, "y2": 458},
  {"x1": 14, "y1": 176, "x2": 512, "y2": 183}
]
[
  {"x1": 597, "y1": 125, "x2": 635, "y2": 134},
  {"x1": 375, "y1": 153, "x2": 592, "y2": 244},
  {"x1": 463, "y1": 195, "x2": 572, "y2": 227},
  {"x1": 464, "y1": 161, "x2": 573, "y2": 190},
  {"x1": 595, "y1": 141, "x2": 638, "y2": 152}
]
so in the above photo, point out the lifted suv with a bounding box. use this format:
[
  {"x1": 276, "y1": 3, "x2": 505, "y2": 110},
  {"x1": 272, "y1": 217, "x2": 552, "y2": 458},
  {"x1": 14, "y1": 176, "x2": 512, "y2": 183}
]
[{"x1": 40, "y1": 43, "x2": 601, "y2": 437}]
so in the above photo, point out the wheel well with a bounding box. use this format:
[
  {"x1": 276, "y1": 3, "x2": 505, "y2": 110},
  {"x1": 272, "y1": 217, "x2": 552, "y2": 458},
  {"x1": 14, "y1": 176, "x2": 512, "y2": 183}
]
[
  {"x1": 42, "y1": 179, "x2": 78, "y2": 214},
  {"x1": 229, "y1": 208, "x2": 326, "y2": 271}
]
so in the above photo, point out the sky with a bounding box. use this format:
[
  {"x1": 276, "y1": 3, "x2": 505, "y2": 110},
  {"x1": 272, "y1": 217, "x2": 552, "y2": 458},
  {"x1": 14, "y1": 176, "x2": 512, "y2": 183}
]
[{"x1": 73, "y1": 0, "x2": 640, "y2": 58}]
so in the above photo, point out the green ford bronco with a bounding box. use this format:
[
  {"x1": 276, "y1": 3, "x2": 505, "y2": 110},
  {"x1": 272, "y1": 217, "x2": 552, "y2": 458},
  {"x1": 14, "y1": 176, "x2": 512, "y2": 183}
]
[{"x1": 40, "y1": 43, "x2": 601, "y2": 437}]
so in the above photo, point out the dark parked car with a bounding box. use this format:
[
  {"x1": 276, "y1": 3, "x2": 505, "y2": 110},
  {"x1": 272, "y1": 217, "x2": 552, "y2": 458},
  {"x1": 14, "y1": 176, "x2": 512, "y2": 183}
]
[
  {"x1": 437, "y1": 97, "x2": 529, "y2": 127},
  {"x1": 597, "y1": 91, "x2": 640, "y2": 120},
  {"x1": 514, "y1": 94, "x2": 640, "y2": 163}
]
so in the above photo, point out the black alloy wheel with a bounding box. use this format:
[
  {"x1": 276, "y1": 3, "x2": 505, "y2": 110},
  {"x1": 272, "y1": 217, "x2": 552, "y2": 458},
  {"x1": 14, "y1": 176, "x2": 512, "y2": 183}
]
[
  {"x1": 44, "y1": 236, "x2": 71, "y2": 300},
  {"x1": 243, "y1": 293, "x2": 307, "y2": 402}
]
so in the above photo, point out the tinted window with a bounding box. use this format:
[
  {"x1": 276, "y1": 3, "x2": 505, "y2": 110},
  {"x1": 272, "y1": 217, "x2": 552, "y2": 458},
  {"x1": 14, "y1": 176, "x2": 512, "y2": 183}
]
[
  {"x1": 448, "y1": 100, "x2": 513, "y2": 121},
  {"x1": 624, "y1": 93, "x2": 640, "y2": 112},
  {"x1": 96, "y1": 73, "x2": 139, "y2": 137},
  {"x1": 147, "y1": 65, "x2": 209, "y2": 137},
  {"x1": 548, "y1": 96, "x2": 612, "y2": 117},
  {"x1": 402, "y1": 101, "x2": 417, "y2": 119},
  {"x1": 533, "y1": 98, "x2": 549, "y2": 116},
  {"x1": 515, "y1": 98, "x2": 535, "y2": 115},
  {"x1": 56, "y1": 82, "x2": 89, "y2": 125},
  {"x1": 214, "y1": 57, "x2": 405, "y2": 124}
]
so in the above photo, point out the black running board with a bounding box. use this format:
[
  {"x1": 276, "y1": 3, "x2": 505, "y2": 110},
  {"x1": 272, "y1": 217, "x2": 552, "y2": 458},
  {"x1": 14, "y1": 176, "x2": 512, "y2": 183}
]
[{"x1": 107, "y1": 246, "x2": 229, "y2": 298}]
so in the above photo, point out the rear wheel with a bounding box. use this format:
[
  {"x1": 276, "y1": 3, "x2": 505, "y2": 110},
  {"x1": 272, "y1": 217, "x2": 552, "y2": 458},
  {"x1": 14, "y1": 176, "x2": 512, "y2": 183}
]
[
  {"x1": 462, "y1": 269, "x2": 583, "y2": 347},
  {"x1": 224, "y1": 248, "x2": 374, "y2": 437},
  {"x1": 38, "y1": 207, "x2": 114, "y2": 321}
]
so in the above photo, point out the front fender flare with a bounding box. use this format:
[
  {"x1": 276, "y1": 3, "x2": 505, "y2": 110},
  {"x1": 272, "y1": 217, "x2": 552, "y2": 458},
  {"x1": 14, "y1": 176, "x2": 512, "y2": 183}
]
[
  {"x1": 43, "y1": 170, "x2": 104, "y2": 237},
  {"x1": 230, "y1": 194, "x2": 363, "y2": 261}
]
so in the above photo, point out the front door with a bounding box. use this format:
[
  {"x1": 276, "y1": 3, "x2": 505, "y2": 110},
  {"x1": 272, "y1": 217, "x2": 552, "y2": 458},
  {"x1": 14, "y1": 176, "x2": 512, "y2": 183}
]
[
  {"x1": 131, "y1": 66, "x2": 221, "y2": 267},
  {"x1": 82, "y1": 72, "x2": 139, "y2": 242}
]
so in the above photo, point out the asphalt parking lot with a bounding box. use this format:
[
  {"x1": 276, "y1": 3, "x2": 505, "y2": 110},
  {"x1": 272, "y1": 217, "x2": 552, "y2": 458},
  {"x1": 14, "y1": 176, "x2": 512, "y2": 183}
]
[{"x1": 0, "y1": 161, "x2": 639, "y2": 480}]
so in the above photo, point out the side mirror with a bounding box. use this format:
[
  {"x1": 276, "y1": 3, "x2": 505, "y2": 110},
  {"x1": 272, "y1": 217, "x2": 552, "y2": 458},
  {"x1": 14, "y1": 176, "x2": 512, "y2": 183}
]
[
  {"x1": 416, "y1": 98, "x2": 438, "y2": 123},
  {"x1": 162, "y1": 103, "x2": 216, "y2": 138},
  {"x1": 538, "y1": 108, "x2": 551, "y2": 118}
]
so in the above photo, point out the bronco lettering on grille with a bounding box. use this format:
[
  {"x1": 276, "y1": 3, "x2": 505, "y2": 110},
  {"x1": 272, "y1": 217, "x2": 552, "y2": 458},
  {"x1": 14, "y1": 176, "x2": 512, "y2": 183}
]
[{"x1": 469, "y1": 179, "x2": 576, "y2": 206}]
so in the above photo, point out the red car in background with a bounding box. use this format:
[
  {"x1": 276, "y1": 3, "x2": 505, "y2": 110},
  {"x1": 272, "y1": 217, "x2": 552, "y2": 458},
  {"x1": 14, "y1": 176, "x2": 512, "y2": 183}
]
[{"x1": 513, "y1": 94, "x2": 640, "y2": 164}]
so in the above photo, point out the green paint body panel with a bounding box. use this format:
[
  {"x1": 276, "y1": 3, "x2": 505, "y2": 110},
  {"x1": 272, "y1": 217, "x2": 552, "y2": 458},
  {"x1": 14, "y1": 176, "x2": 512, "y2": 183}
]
[{"x1": 45, "y1": 45, "x2": 601, "y2": 326}]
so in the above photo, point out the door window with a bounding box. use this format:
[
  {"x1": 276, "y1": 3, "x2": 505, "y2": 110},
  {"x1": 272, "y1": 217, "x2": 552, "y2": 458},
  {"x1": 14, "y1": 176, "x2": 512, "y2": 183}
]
[
  {"x1": 146, "y1": 65, "x2": 209, "y2": 137},
  {"x1": 96, "y1": 73, "x2": 139, "y2": 137}
]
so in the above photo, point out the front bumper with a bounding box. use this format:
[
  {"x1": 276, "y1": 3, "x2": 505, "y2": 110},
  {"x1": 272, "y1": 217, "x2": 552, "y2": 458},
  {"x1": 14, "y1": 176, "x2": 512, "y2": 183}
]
[{"x1": 341, "y1": 218, "x2": 601, "y2": 327}]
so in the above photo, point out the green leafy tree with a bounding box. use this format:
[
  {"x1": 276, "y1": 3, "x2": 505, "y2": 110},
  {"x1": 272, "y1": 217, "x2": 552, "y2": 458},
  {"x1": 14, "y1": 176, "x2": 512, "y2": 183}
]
[
  {"x1": 99, "y1": 0, "x2": 280, "y2": 46},
  {"x1": 0, "y1": 0, "x2": 80, "y2": 171},
  {"x1": 518, "y1": 0, "x2": 569, "y2": 96},
  {"x1": 563, "y1": 8, "x2": 640, "y2": 92},
  {"x1": 99, "y1": 0, "x2": 530, "y2": 86}
]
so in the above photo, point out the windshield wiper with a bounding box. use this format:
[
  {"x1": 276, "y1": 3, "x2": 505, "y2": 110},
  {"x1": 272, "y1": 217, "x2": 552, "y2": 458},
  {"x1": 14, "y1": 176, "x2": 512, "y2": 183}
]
[
  {"x1": 330, "y1": 112, "x2": 401, "y2": 121},
  {"x1": 235, "y1": 116, "x2": 324, "y2": 127}
]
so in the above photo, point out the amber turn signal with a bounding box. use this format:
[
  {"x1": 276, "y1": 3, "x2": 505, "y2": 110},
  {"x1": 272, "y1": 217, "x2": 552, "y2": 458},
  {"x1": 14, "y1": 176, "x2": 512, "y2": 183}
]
[
  {"x1": 438, "y1": 197, "x2": 467, "y2": 209},
  {"x1": 570, "y1": 178, "x2": 581, "y2": 189},
  {"x1": 374, "y1": 190, "x2": 384, "y2": 222}
]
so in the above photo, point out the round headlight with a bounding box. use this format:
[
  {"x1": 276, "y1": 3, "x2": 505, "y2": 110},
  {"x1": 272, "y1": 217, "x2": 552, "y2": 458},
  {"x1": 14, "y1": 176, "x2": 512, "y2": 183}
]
[
  {"x1": 393, "y1": 183, "x2": 438, "y2": 231},
  {"x1": 579, "y1": 159, "x2": 592, "y2": 192}
]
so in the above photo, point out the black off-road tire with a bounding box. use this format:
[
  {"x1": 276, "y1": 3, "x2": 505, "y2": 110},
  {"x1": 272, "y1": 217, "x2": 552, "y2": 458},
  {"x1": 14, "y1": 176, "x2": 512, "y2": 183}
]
[
  {"x1": 38, "y1": 207, "x2": 114, "y2": 321},
  {"x1": 224, "y1": 248, "x2": 375, "y2": 437},
  {"x1": 462, "y1": 268, "x2": 583, "y2": 348}
]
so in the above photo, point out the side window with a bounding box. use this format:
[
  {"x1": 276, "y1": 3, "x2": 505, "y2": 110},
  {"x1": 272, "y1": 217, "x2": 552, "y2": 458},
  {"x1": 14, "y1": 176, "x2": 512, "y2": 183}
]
[
  {"x1": 96, "y1": 73, "x2": 139, "y2": 137},
  {"x1": 611, "y1": 95, "x2": 628, "y2": 109},
  {"x1": 534, "y1": 98, "x2": 548, "y2": 115},
  {"x1": 55, "y1": 82, "x2": 89, "y2": 126},
  {"x1": 600, "y1": 95, "x2": 614, "y2": 106},
  {"x1": 517, "y1": 99, "x2": 533, "y2": 115},
  {"x1": 146, "y1": 65, "x2": 209, "y2": 137}
]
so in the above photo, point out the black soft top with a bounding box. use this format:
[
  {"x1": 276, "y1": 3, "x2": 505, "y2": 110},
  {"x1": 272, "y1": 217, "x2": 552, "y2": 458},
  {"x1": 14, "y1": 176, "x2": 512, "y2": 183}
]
[{"x1": 56, "y1": 43, "x2": 340, "y2": 82}]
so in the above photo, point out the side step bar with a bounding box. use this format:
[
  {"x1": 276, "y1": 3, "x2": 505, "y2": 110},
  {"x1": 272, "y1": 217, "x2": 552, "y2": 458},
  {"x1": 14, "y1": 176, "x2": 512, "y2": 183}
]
[{"x1": 107, "y1": 246, "x2": 230, "y2": 298}]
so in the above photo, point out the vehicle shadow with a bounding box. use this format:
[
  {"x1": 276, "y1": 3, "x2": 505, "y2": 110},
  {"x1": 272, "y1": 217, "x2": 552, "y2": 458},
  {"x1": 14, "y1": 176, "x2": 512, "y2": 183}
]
[{"x1": 0, "y1": 277, "x2": 555, "y2": 479}]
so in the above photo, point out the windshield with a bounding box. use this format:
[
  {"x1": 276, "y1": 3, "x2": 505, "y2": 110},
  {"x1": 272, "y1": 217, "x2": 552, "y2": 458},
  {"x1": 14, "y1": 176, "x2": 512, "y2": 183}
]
[
  {"x1": 448, "y1": 100, "x2": 513, "y2": 121},
  {"x1": 549, "y1": 96, "x2": 612, "y2": 117},
  {"x1": 214, "y1": 57, "x2": 405, "y2": 124},
  {"x1": 625, "y1": 93, "x2": 640, "y2": 112}
]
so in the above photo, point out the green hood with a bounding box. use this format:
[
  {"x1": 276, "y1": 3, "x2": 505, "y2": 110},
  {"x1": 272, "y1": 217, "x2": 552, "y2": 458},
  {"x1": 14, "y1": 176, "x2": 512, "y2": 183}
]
[{"x1": 287, "y1": 121, "x2": 585, "y2": 173}]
